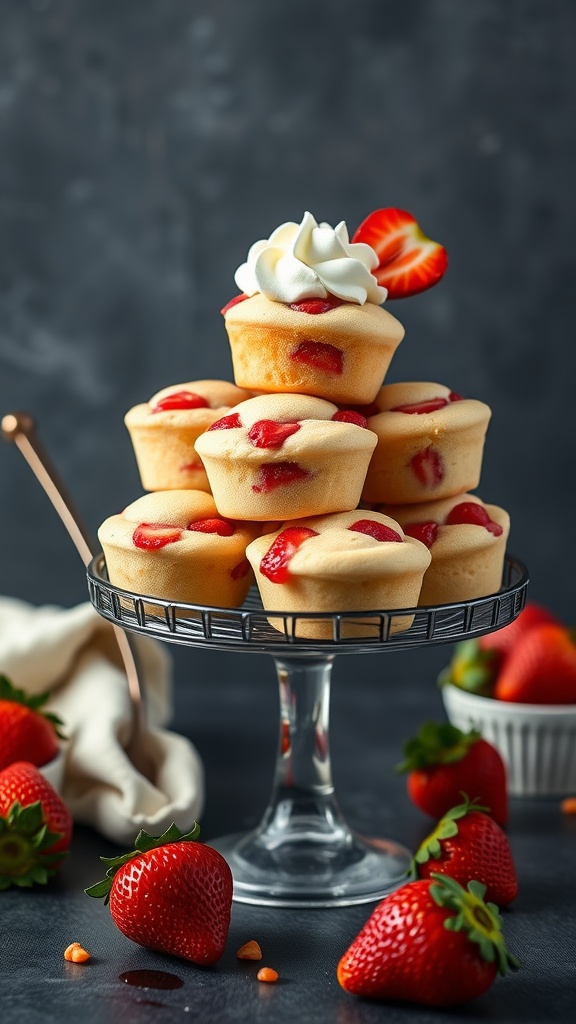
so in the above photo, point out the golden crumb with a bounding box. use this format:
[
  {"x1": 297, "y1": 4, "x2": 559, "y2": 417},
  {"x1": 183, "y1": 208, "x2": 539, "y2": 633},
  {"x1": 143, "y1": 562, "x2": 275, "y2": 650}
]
[
  {"x1": 257, "y1": 967, "x2": 278, "y2": 983},
  {"x1": 64, "y1": 942, "x2": 91, "y2": 964},
  {"x1": 237, "y1": 939, "x2": 263, "y2": 961}
]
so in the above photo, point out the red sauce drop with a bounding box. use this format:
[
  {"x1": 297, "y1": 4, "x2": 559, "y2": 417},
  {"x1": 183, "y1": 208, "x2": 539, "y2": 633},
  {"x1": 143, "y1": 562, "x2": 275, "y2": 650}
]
[{"x1": 119, "y1": 969, "x2": 184, "y2": 990}]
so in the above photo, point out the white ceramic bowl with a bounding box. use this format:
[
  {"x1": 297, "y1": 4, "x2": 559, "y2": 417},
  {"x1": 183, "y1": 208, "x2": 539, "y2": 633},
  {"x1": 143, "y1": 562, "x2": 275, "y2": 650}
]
[{"x1": 442, "y1": 684, "x2": 576, "y2": 797}]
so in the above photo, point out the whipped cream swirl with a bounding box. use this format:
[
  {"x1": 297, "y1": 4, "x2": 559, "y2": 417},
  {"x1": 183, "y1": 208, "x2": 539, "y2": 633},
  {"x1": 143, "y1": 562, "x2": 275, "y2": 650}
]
[{"x1": 234, "y1": 211, "x2": 387, "y2": 305}]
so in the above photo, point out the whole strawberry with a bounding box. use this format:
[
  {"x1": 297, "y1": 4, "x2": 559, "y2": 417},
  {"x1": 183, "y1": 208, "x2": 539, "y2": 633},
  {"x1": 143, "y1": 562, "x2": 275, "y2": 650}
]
[
  {"x1": 337, "y1": 873, "x2": 519, "y2": 1006},
  {"x1": 86, "y1": 822, "x2": 232, "y2": 966},
  {"x1": 0, "y1": 674, "x2": 64, "y2": 771},
  {"x1": 495, "y1": 623, "x2": 576, "y2": 704},
  {"x1": 0, "y1": 760, "x2": 73, "y2": 889},
  {"x1": 439, "y1": 604, "x2": 562, "y2": 697},
  {"x1": 397, "y1": 722, "x2": 508, "y2": 825},
  {"x1": 413, "y1": 798, "x2": 518, "y2": 906}
]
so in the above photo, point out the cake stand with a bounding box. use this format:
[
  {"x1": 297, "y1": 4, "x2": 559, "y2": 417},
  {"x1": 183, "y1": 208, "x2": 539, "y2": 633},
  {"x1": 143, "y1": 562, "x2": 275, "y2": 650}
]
[{"x1": 87, "y1": 553, "x2": 528, "y2": 908}]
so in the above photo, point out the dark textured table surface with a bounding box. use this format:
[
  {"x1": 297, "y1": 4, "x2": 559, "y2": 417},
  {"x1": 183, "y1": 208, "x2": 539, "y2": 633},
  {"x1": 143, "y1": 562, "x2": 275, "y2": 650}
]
[{"x1": 3, "y1": 643, "x2": 575, "y2": 1024}]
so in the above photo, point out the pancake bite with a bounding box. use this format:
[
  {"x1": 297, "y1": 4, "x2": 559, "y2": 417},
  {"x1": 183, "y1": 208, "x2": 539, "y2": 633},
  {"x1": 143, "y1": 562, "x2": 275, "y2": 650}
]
[
  {"x1": 376, "y1": 493, "x2": 510, "y2": 606},
  {"x1": 361, "y1": 382, "x2": 492, "y2": 505},
  {"x1": 194, "y1": 392, "x2": 377, "y2": 522},
  {"x1": 98, "y1": 490, "x2": 259, "y2": 609},
  {"x1": 246, "y1": 510, "x2": 431, "y2": 639},
  {"x1": 222, "y1": 211, "x2": 405, "y2": 405},
  {"x1": 125, "y1": 380, "x2": 253, "y2": 492}
]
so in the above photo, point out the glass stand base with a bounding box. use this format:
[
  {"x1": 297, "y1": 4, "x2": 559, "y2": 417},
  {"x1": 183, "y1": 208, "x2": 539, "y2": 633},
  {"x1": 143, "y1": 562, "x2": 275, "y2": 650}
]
[{"x1": 210, "y1": 828, "x2": 412, "y2": 908}]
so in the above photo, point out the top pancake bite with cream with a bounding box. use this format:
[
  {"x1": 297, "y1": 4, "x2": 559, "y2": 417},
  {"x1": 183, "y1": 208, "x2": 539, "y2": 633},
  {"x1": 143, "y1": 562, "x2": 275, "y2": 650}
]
[
  {"x1": 194, "y1": 392, "x2": 377, "y2": 521},
  {"x1": 125, "y1": 379, "x2": 253, "y2": 492},
  {"x1": 361, "y1": 381, "x2": 492, "y2": 505},
  {"x1": 222, "y1": 212, "x2": 405, "y2": 405}
]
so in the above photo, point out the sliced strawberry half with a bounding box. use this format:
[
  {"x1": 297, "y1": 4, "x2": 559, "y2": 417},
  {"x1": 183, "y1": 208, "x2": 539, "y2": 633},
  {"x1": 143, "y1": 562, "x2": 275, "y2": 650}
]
[
  {"x1": 260, "y1": 527, "x2": 318, "y2": 583},
  {"x1": 352, "y1": 208, "x2": 448, "y2": 299},
  {"x1": 410, "y1": 446, "x2": 445, "y2": 488},
  {"x1": 248, "y1": 420, "x2": 301, "y2": 448},
  {"x1": 133, "y1": 523, "x2": 183, "y2": 549},
  {"x1": 391, "y1": 392, "x2": 463, "y2": 415},
  {"x1": 348, "y1": 519, "x2": 402, "y2": 542},
  {"x1": 151, "y1": 391, "x2": 209, "y2": 413}
]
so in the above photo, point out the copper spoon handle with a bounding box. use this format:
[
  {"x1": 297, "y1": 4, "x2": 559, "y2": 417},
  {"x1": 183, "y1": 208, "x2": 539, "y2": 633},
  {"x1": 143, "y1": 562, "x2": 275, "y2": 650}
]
[{"x1": 1, "y1": 411, "x2": 153, "y2": 779}]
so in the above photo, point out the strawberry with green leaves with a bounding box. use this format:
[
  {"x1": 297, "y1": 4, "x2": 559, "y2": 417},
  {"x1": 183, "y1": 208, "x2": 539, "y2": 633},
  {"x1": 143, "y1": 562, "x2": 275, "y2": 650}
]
[
  {"x1": 413, "y1": 798, "x2": 518, "y2": 906},
  {"x1": 494, "y1": 622, "x2": 576, "y2": 704},
  {"x1": 0, "y1": 760, "x2": 72, "y2": 889},
  {"x1": 397, "y1": 722, "x2": 508, "y2": 826},
  {"x1": 337, "y1": 873, "x2": 519, "y2": 1005},
  {"x1": 0, "y1": 674, "x2": 64, "y2": 771},
  {"x1": 439, "y1": 603, "x2": 562, "y2": 697},
  {"x1": 86, "y1": 822, "x2": 232, "y2": 966}
]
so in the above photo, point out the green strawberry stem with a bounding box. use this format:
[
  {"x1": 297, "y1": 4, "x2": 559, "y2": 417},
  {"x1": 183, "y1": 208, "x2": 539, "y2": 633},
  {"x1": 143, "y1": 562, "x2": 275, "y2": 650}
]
[
  {"x1": 85, "y1": 821, "x2": 201, "y2": 903},
  {"x1": 437, "y1": 640, "x2": 498, "y2": 697},
  {"x1": 413, "y1": 797, "x2": 489, "y2": 866},
  {"x1": 396, "y1": 722, "x2": 481, "y2": 773},
  {"x1": 0, "y1": 674, "x2": 66, "y2": 739},
  {"x1": 429, "y1": 873, "x2": 520, "y2": 974},
  {"x1": 0, "y1": 800, "x2": 66, "y2": 890}
]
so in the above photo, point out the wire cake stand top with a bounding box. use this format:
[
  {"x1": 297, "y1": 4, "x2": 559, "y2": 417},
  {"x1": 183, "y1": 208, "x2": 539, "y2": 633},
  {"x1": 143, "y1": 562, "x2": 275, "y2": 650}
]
[{"x1": 87, "y1": 553, "x2": 528, "y2": 657}]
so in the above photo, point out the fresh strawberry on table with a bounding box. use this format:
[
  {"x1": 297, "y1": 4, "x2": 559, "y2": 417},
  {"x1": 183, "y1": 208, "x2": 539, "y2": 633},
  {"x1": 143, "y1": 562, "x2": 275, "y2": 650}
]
[
  {"x1": 413, "y1": 797, "x2": 518, "y2": 906},
  {"x1": 351, "y1": 207, "x2": 448, "y2": 298},
  {"x1": 0, "y1": 674, "x2": 64, "y2": 771},
  {"x1": 494, "y1": 622, "x2": 576, "y2": 704},
  {"x1": 397, "y1": 721, "x2": 508, "y2": 826},
  {"x1": 439, "y1": 603, "x2": 563, "y2": 697},
  {"x1": 86, "y1": 822, "x2": 233, "y2": 966},
  {"x1": 337, "y1": 873, "x2": 519, "y2": 1005},
  {"x1": 0, "y1": 760, "x2": 73, "y2": 889}
]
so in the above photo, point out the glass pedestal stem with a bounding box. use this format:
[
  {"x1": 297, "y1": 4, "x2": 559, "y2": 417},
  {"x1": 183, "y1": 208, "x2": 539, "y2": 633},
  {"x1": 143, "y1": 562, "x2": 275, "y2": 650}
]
[{"x1": 210, "y1": 655, "x2": 412, "y2": 908}]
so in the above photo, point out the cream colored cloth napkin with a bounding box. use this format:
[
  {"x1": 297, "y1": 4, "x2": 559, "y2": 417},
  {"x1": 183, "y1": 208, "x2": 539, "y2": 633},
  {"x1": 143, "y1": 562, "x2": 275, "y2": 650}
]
[{"x1": 0, "y1": 596, "x2": 204, "y2": 846}]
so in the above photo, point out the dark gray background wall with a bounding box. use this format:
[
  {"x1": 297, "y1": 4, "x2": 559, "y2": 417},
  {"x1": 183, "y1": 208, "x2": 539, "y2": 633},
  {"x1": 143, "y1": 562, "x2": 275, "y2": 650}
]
[{"x1": 1, "y1": 0, "x2": 574, "y2": 618}]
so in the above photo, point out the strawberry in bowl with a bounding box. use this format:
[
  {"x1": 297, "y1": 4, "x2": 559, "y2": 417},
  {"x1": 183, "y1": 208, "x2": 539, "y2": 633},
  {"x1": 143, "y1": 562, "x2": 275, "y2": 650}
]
[{"x1": 440, "y1": 604, "x2": 576, "y2": 795}]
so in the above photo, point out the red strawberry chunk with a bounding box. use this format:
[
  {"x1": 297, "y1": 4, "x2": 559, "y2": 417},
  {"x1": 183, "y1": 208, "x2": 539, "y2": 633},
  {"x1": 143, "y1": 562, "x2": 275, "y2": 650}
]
[
  {"x1": 252, "y1": 462, "x2": 309, "y2": 494},
  {"x1": 248, "y1": 419, "x2": 301, "y2": 448},
  {"x1": 133, "y1": 523, "x2": 183, "y2": 549},
  {"x1": 187, "y1": 518, "x2": 235, "y2": 537},
  {"x1": 410, "y1": 446, "x2": 445, "y2": 488},
  {"x1": 220, "y1": 293, "x2": 249, "y2": 315},
  {"x1": 208, "y1": 412, "x2": 242, "y2": 431},
  {"x1": 331, "y1": 410, "x2": 367, "y2": 427},
  {"x1": 288, "y1": 296, "x2": 344, "y2": 314},
  {"x1": 260, "y1": 527, "x2": 318, "y2": 583},
  {"x1": 449, "y1": 391, "x2": 463, "y2": 402},
  {"x1": 351, "y1": 207, "x2": 448, "y2": 299},
  {"x1": 290, "y1": 340, "x2": 344, "y2": 375},
  {"x1": 348, "y1": 519, "x2": 402, "y2": 542},
  {"x1": 404, "y1": 521, "x2": 439, "y2": 548},
  {"x1": 392, "y1": 397, "x2": 449, "y2": 414},
  {"x1": 151, "y1": 390, "x2": 209, "y2": 413},
  {"x1": 230, "y1": 558, "x2": 250, "y2": 580},
  {"x1": 179, "y1": 459, "x2": 204, "y2": 472},
  {"x1": 445, "y1": 502, "x2": 503, "y2": 537}
]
